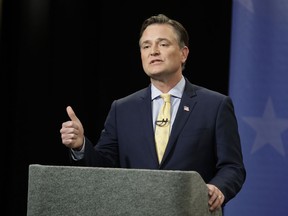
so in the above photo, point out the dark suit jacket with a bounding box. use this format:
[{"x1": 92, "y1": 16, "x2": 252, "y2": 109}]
[{"x1": 79, "y1": 77, "x2": 246, "y2": 204}]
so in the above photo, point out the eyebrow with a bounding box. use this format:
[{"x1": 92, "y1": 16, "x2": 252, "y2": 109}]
[{"x1": 140, "y1": 38, "x2": 170, "y2": 45}]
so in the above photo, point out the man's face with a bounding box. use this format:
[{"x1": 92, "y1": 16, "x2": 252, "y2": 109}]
[{"x1": 139, "y1": 24, "x2": 187, "y2": 80}]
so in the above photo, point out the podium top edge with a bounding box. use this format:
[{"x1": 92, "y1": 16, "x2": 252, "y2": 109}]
[{"x1": 29, "y1": 164, "x2": 201, "y2": 175}]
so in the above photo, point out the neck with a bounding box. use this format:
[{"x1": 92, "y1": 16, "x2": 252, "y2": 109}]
[{"x1": 151, "y1": 74, "x2": 182, "y2": 93}]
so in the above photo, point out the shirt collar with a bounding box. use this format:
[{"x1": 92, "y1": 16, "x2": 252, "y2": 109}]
[{"x1": 151, "y1": 76, "x2": 185, "y2": 100}]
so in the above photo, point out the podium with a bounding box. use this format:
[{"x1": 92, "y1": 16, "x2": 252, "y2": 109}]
[{"x1": 27, "y1": 164, "x2": 222, "y2": 216}]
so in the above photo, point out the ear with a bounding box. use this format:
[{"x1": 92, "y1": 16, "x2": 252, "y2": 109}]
[{"x1": 181, "y1": 46, "x2": 189, "y2": 64}]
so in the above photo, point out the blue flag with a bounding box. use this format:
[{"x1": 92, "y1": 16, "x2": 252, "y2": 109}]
[{"x1": 225, "y1": 0, "x2": 288, "y2": 215}]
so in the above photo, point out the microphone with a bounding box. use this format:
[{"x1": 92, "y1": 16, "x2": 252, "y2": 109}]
[{"x1": 155, "y1": 118, "x2": 169, "y2": 127}]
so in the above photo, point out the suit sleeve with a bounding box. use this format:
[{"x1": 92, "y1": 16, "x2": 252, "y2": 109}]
[{"x1": 209, "y1": 96, "x2": 246, "y2": 204}]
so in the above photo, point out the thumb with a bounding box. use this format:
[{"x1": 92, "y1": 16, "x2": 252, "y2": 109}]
[{"x1": 66, "y1": 106, "x2": 79, "y2": 122}]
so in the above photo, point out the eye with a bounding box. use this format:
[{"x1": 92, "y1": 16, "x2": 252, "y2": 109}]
[
  {"x1": 160, "y1": 42, "x2": 168, "y2": 47},
  {"x1": 141, "y1": 44, "x2": 150, "y2": 49}
]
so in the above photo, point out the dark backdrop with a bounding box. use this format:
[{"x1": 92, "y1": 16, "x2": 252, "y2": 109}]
[{"x1": 1, "y1": 0, "x2": 232, "y2": 215}]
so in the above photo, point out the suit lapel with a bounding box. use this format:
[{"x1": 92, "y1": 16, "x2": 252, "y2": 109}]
[
  {"x1": 137, "y1": 81, "x2": 198, "y2": 167},
  {"x1": 138, "y1": 87, "x2": 160, "y2": 165},
  {"x1": 160, "y1": 81, "x2": 197, "y2": 165}
]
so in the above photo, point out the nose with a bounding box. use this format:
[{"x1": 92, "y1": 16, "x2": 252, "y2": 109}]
[{"x1": 150, "y1": 45, "x2": 160, "y2": 56}]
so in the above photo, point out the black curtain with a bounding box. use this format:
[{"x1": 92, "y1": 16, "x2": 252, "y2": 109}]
[{"x1": 1, "y1": 0, "x2": 232, "y2": 215}]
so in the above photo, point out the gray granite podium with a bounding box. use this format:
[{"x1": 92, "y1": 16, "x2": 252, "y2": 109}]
[{"x1": 27, "y1": 164, "x2": 222, "y2": 216}]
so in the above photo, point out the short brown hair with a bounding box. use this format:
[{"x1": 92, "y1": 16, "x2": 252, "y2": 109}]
[{"x1": 139, "y1": 14, "x2": 189, "y2": 49}]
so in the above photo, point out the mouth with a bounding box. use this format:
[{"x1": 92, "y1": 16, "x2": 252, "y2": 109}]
[{"x1": 150, "y1": 59, "x2": 163, "y2": 64}]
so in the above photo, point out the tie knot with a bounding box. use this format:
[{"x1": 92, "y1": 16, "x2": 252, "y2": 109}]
[{"x1": 161, "y1": 93, "x2": 171, "y2": 103}]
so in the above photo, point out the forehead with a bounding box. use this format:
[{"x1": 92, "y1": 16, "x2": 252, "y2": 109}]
[{"x1": 140, "y1": 24, "x2": 177, "y2": 43}]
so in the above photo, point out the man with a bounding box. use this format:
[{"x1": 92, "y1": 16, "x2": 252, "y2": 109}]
[{"x1": 60, "y1": 14, "x2": 246, "y2": 212}]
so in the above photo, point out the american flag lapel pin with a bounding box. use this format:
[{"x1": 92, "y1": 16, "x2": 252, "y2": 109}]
[{"x1": 184, "y1": 106, "x2": 190, "y2": 112}]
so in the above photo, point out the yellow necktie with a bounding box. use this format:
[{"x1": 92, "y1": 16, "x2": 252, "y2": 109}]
[{"x1": 155, "y1": 93, "x2": 171, "y2": 163}]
